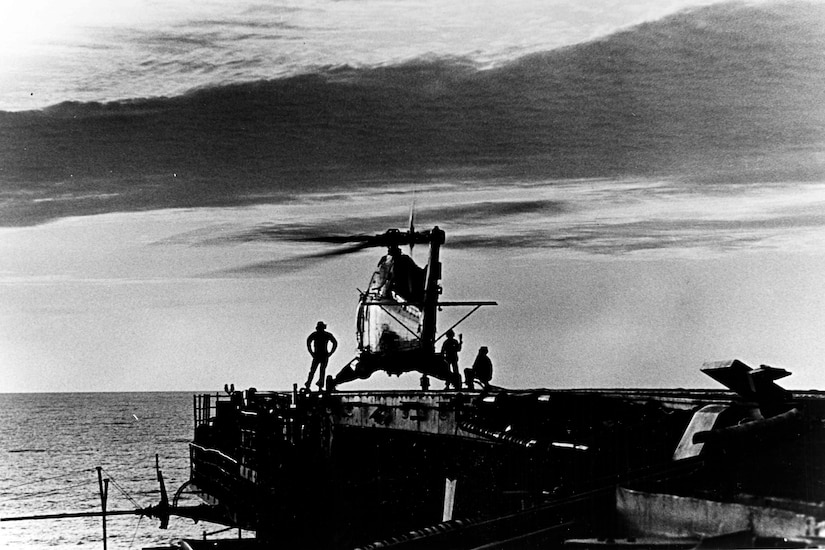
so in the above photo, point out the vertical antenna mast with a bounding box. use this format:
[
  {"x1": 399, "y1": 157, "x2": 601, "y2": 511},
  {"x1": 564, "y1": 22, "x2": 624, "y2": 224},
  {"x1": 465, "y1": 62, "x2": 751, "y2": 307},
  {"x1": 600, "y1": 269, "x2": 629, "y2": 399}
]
[
  {"x1": 421, "y1": 226, "x2": 444, "y2": 354},
  {"x1": 96, "y1": 467, "x2": 108, "y2": 550}
]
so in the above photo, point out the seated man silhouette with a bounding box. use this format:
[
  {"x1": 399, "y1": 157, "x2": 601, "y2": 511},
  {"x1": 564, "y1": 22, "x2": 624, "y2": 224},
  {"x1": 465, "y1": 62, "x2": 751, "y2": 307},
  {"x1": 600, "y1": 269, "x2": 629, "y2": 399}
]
[{"x1": 464, "y1": 346, "x2": 493, "y2": 390}]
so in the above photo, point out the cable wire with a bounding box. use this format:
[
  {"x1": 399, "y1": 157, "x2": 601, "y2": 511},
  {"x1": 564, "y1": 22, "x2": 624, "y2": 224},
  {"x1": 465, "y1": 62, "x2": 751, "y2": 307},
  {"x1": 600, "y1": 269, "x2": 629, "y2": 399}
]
[
  {"x1": 100, "y1": 469, "x2": 142, "y2": 510},
  {"x1": 128, "y1": 514, "x2": 145, "y2": 549}
]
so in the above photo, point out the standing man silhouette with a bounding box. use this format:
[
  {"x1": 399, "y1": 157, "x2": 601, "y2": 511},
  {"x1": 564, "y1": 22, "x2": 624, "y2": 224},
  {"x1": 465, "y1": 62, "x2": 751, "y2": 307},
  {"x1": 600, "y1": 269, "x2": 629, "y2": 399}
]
[
  {"x1": 306, "y1": 321, "x2": 338, "y2": 391},
  {"x1": 440, "y1": 329, "x2": 462, "y2": 389}
]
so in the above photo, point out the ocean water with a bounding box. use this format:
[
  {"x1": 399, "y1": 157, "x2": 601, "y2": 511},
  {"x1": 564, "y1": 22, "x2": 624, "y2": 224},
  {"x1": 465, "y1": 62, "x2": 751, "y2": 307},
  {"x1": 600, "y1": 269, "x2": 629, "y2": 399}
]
[{"x1": 0, "y1": 392, "x2": 235, "y2": 549}]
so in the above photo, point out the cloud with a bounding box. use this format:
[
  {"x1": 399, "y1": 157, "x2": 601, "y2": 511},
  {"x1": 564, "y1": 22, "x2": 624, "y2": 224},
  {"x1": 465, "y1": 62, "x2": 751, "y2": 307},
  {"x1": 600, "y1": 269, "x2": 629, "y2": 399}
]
[{"x1": 3, "y1": 2, "x2": 824, "y2": 228}]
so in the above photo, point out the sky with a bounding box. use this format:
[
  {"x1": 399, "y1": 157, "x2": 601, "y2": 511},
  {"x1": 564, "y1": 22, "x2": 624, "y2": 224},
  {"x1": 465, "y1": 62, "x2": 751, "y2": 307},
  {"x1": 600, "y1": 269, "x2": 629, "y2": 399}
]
[{"x1": 1, "y1": 0, "x2": 825, "y2": 393}]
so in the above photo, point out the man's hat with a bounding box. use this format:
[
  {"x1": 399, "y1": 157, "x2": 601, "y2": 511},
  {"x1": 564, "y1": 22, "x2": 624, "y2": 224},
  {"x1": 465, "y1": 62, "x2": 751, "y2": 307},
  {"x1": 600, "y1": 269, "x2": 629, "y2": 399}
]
[{"x1": 316, "y1": 321, "x2": 326, "y2": 329}]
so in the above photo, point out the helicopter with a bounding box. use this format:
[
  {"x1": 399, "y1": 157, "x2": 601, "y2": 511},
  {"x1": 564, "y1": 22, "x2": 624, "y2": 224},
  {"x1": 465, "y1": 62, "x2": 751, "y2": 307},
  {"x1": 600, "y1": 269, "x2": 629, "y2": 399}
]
[{"x1": 302, "y1": 223, "x2": 496, "y2": 389}]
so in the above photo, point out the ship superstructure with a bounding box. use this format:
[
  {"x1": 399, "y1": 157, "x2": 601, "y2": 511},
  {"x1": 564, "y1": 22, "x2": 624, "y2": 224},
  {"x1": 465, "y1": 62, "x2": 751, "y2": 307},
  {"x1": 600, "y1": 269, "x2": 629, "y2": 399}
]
[{"x1": 179, "y1": 369, "x2": 825, "y2": 549}]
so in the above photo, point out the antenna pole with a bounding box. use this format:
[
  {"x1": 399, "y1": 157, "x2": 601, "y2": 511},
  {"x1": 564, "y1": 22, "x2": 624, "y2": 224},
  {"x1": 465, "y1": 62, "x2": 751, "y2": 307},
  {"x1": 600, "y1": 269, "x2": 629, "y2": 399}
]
[{"x1": 96, "y1": 467, "x2": 108, "y2": 550}]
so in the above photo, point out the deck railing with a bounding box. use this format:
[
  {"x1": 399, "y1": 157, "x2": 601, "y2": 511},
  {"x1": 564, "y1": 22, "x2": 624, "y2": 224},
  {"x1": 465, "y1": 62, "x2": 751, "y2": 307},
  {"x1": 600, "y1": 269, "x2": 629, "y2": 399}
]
[{"x1": 193, "y1": 393, "x2": 229, "y2": 428}]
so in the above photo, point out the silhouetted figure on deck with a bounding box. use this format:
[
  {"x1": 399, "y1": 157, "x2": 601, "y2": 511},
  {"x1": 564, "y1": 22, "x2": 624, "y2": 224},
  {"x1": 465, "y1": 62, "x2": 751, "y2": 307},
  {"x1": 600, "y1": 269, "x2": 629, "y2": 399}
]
[
  {"x1": 441, "y1": 329, "x2": 462, "y2": 389},
  {"x1": 306, "y1": 321, "x2": 338, "y2": 391},
  {"x1": 464, "y1": 346, "x2": 493, "y2": 390}
]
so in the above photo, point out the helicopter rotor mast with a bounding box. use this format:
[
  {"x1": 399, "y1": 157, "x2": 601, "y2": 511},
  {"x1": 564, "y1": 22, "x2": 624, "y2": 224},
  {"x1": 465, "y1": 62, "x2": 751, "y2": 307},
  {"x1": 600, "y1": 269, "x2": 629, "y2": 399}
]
[{"x1": 421, "y1": 226, "x2": 444, "y2": 355}]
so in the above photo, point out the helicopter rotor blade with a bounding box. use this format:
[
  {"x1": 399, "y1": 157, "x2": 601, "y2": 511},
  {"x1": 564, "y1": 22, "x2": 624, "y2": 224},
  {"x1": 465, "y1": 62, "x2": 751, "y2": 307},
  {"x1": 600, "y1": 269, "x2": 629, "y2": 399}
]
[
  {"x1": 299, "y1": 234, "x2": 378, "y2": 244},
  {"x1": 307, "y1": 240, "x2": 375, "y2": 258},
  {"x1": 213, "y1": 241, "x2": 375, "y2": 276},
  {"x1": 298, "y1": 228, "x2": 430, "y2": 249},
  {"x1": 206, "y1": 225, "x2": 434, "y2": 277}
]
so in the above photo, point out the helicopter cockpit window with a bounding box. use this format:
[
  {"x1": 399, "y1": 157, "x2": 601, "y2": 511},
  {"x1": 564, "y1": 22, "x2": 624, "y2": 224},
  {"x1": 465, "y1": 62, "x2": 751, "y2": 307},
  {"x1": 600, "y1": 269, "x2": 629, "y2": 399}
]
[{"x1": 358, "y1": 251, "x2": 425, "y2": 354}]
